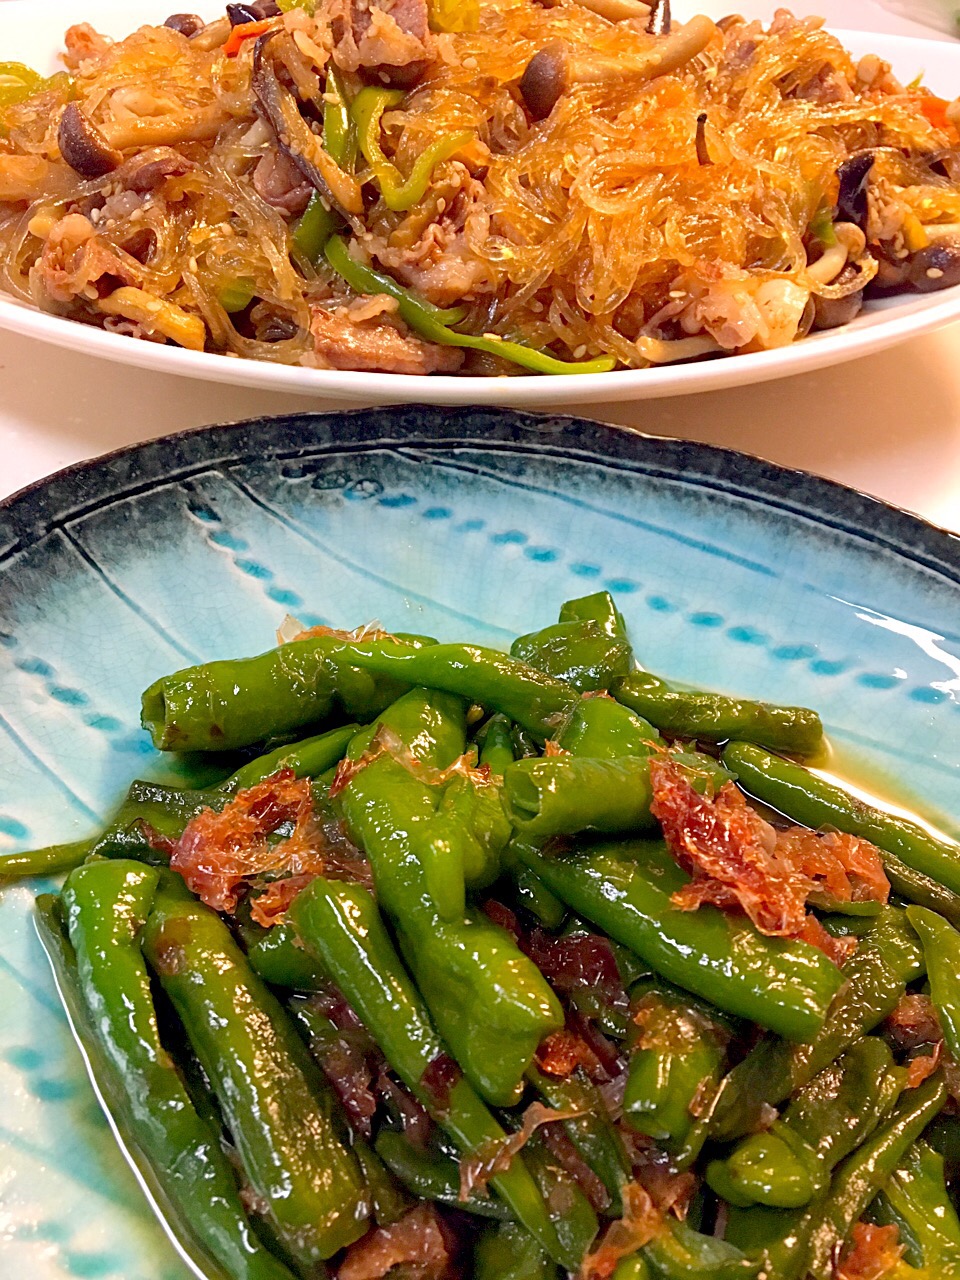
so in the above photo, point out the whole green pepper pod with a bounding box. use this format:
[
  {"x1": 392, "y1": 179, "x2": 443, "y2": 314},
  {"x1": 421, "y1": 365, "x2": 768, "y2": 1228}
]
[
  {"x1": 790, "y1": 1073, "x2": 948, "y2": 1280},
  {"x1": 289, "y1": 877, "x2": 584, "y2": 1270},
  {"x1": 611, "y1": 1257, "x2": 653, "y2": 1280},
  {"x1": 518, "y1": 840, "x2": 843, "y2": 1041},
  {"x1": 477, "y1": 713, "x2": 517, "y2": 776},
  {"x1": 906, "y1": 906, "x2": 960, "y2": 1062},
  {"x1": 642, "y1": 1219, "x2": 760, "y2": 1279},
  {"x1": 706, "y1": 1038, "x2": 902, "y2": 1209},
  {"x1": 527, "y1": 1064, "x2": 631, "y2": 1215},
  {"x1": 502, "y1": 756, "x2": 655, "y2": 841},
  {"x1": 624, "y1": 986, "x2": 728, "y2": 1152},
  {"x1": 141, "y1": 632, "x2": 436, "y2": 751},
  {"x1": 558, "y1": 591, "x2": 629, "y2": 641},
  {"x1": 240, "y1": 917, "x2": 330, "y2": 990},
  {"x1": 48, "y1": 865, "x2": 294, "y2": 1280},
  {"x1": 556, "y1": 696, "x2": 661, "y2": 758},
  {"x1": 473, "y1": 1220, "x2": 560, "y2": 1280},
  {"x1": 710, "y1": 907, "x2": 925, "y2": 1141},
  {"x1": 374, "y1": 1130, "x2": 512, "y2": 1220},
  {"x1": 616, "y1": 674, "x2": 823, "y2": 756},
  {"x1": 510, "y1": 621, "x2": 633, "y2": 693},
  {"x1": 725, "y1": 742, "x2": 960, "y2": 899},
  {"x1": 142, "y1": 890, "x2": 369, "y2": 1264},
  {"x1": 0, "y1": 836, "x2": 94, "y2": 880},
  {"x1": 338, "y1": 702, "x2": 562, "y2": 1106},
  {"x1": 871, "y1": 1139, "x2": 960, "y2": 1270}
]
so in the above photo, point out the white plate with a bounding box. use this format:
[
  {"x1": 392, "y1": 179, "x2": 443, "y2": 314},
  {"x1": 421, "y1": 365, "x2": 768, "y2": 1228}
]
[{"x1": 2, "y1": 2, "x2": 960, "y2": 406}]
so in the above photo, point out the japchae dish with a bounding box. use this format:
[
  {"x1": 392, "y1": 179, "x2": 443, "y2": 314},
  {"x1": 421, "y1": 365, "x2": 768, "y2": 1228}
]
[{"x1": 2, "y1": 1, "x2": 960, "y2": 376}]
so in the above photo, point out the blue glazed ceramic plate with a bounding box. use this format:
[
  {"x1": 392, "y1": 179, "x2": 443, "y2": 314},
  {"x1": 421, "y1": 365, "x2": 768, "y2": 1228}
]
[{"x1": 2, "y1": 405, "x2": 960, "y2": 1279}]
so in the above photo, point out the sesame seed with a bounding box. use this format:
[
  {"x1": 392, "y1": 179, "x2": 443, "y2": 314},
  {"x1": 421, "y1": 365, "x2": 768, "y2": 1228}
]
[{"x1": 927, "y1": 267, "x2": 944, "y2": 279}]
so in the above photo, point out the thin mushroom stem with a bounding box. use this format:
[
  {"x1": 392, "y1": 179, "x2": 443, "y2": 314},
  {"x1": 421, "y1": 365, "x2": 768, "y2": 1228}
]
[{"x1": 695, "y1": 112, "x2": 712, "y2": 166}]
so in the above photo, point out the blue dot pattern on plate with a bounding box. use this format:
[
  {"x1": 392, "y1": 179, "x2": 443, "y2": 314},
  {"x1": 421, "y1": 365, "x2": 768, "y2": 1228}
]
[{"x1": 1, "y1": 405, "x2": 960, "y2": 1279}]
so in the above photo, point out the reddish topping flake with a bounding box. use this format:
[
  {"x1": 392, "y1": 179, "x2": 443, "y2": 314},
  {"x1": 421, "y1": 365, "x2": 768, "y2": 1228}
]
[
  {"x1": 539, "y1": 1122, "x2": 611, "y2": 1213},
  {"x1": 906, "y1": 1041, "x2": 942, "y2": 1089},
  {"x1": 651, "y1": 759, "x2": 813, "y2": 937},
  {"x1": 170, "y1": 769, "x2": 322, "y2": 913},
  {"x1": 524, "y1": 930, "x2": 629, "y2": 1012},
  {"x1": 774, "y1": 826, "x2": 889, "y2": 904},
  {"x1": 249, "y1": 873, "x2": 315, "y2": 927},
  {"x1": 886, "y1": 993, "x2": 943, "y2": 1051},
  {"x1": 536, "y1": 1029, "x2": 591, "y2": 1078},
  {"x1": 835, "y1": 1222, "x2": 905, "y2": 1280},
  {"x1": 578, "y1": 1182, "x2": 662, "y2": 1280},
  {"x1": 419, "y1": 1053, "x2": 462, "y2": 1114},
  {"x1": 459, "y1": 1101, "x2": 585, "y2": 1201},
  {"x1": 543, "y1": 739, "x2": 568, "y2": 756},
  {"x1": 337, "y1": 1203, "x2": 451, "y2": 1280},
  {"x1": 797, "y1": 914, "x2": 857, "y2": 967}
]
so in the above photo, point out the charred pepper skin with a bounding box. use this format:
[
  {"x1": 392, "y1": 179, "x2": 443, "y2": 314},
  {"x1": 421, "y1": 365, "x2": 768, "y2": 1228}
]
[
  {"x1": 49, "y1": 864, "x2": 295, "y2": 1280},
  {"x1": 710, "y1": 906, "x2": 925, "y2": 1141},
  {"x1": 141, "y1": 889, "x2": 369, "y2": 1266},
  {"x1": 518, "y1": 839, "x2": 843, "y2": 1041},
  {"x1": 290, "y1": 877, "x2": 592, "y2": 1271},
  {"x1": 705, "y1": 1038, "x2": 902, "y2": 1209},
  {"x1": 724, "y1": 741, "x2": 960, "y2": 899},
  {"x1": 615, "y1": 673, "x2": 823, "y2": 756}
]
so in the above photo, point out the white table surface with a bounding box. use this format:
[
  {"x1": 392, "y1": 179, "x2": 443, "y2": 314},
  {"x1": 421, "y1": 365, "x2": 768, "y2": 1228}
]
[{"x1": 3, "y1": 0, "x2": 960, "y2": 535}]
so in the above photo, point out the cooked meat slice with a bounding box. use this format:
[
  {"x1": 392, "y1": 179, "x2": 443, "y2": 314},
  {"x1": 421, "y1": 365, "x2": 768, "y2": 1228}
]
[
  {"x1": 331, "y1": 0, "x2": 431, "y2": 85},
  {"x1": 252, "y1": 148, "x2": 313, "y2": 216},
  {"x1": 309, "y1": 305, "x2": 463, "y2": 373}
]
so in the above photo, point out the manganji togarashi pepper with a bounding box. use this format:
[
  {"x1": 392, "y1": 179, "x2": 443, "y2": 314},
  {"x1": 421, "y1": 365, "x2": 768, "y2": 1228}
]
[
  {"x1": 555, "y1": 695, "x2": 662, "y2": 758},
  {"x1": 477, "y1": 713, "x2": 517, "y2": 776},
  {"x1": 502, "y1": 755, "x2": 656, "y2": 841},
  {"x1": 706, "y1": 1038, "x2": 903, "y2": 1209},
  {"x1": 641, "y1": 1220, "x2": 760, "y2": 1279},
  {"x1": 324, "y1": 235, "x2": 618, "y2": 376},
  {"x1": 374, "y1": 1130, "x2": 512, "y2": 1220},
  {"x1": 510, "y1": 620, "x2": 633, "y2": 693},
  {"x1": 335, "y1": 690, "x2": 563, "y2": 1105},
  {"x1": 222, "y1": 722, "x2": 359, "y2": 791},
  {"x1": 559, "y1": 591, "x2": 630, "y2": 641},
  {"x1": 352, "y1": 86, "x2": 473, "y2": 213},
  {"x1": 906, "y1": 905, "x2": 960, "y2": 1061},
  {"x1": 615, "y1": 674, "x2": 823, "y2": 756},
  {"x1": 473, "y1": 1221, "x2": 559, "y2": 1280},
  {"x1": 518, "y1": 839, "x2": 843, "y2": 1041},
  {"x1": 289, "y1": 876, "x2": 593, "y2": 1270},
  {"x1": 44, "y1": 864, "x2": 294, "y2": 1280},
  {"x1": 724, "y1": 742, "x2": 960, "y2": 898},
  {"x1": 710, "y1": 906, "x2": 925, "y2": 1141},
  {"x1": 871, "y1": 1139, "x2": 960, "y2": 1272},
  {"x1": 624, "y1": 979, "x2": 730, "y2": 1153},
  {"x1": 141, "y1": 889, "x2": 369, "y2": 1265}
]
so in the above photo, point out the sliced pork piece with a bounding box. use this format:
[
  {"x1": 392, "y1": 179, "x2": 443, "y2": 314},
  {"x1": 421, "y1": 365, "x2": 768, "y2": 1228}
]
[
  {"x1": 331, "y1": 0, "x2": 432, "y2": 87},
  {"x1": 309, "y1": 304, "x2": 463, "y2": 373}
]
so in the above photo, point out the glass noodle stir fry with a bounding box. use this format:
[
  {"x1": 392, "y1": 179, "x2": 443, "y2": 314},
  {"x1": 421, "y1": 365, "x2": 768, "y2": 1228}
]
[
  {"x1": 3, "y1": 3, "x2": 960, "y2": 374},
  {"x1": 10, "y1": 592, "x2": 960, "y2": 1280}
]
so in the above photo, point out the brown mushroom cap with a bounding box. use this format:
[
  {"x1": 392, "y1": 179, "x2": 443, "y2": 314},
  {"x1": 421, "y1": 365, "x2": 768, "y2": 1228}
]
[
  {"x1": 58, "y1": 104, "x2": 123, "y2": 180},
  {"x1": 162, "y1": 13, "x2": 205, "y2": 36},
  {"x1": 519, "y1": 44, "x2": 568, "y2": 121}
]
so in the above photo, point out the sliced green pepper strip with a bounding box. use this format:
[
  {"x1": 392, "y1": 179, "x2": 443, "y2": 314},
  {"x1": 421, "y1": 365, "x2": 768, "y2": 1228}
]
[
  {"x1": 0, "y1": 61, "x2": 43, "y2": 110},
  {"x1": 710, "y1": 906, "x2": 924, "y2": 1141},
  {"x1": 43, "y1": 866, "x2": 294, "y2": 1280},
  {"x1": 870, "y1": 1140, "x2": 960, "y2": 1271},
  {"x1": 725, "y1": 742, "x2": 960, "y2": 899},
  {"x1": 142, "y1": 890, "x2": 369, "y2": 1265},
  {"x1": 502, "y1": 755, "x2": 655, "y2": 841},
  {"x1": 218, "y1": 276, "x2": 256, "y2": 313},
  {"x1": 325, "y1": 235, "x2": 617, "y2": 375},
  {"x1": 906, "y1": 906, "x2": 960, "y2": 1062},
  {"x1": 374, "y1": 1130, "x2": 512, "y2": 1220},
  {"x1": 615, "y1": 673, "x2": 823, "y2": 755},
  {"x1": 706, "y1": 1038, "x2": 903, "y2": 1209},
  {"x1": 290, "y1": 877, "x2": 589, "y2": 1270},
  {"x1": 352, "y1": 86, "x2": 473, "y2": 212},
  {"x1": 518, "y1": 839, "x2": 843, "y2": 1041}
]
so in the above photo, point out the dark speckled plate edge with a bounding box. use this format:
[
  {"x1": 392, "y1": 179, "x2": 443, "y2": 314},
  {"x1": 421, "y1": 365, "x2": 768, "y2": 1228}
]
[{"x1": 2, "y1": 405, "x2": 959, "y2": 584}]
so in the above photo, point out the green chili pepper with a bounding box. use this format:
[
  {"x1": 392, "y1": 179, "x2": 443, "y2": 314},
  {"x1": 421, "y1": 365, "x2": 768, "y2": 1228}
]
[
  {"x1": 352, "y1": 86, "x2": 474, "y2": 213},
  {"x1": 706, "y1": 1038, "x2": 903, "y2": 1209},
  {"x1": 611, "y1": 1257, "x2": 653, "y2": 1280},
  {"x1": 502, "y1": 755, "x2": 655, "y2": 841},
  {"x1": 325, "y1": 235, "x2": 618, "y2": 375},
  {"x1": 477, "y1": 713, "x2": 517, "y2": 776},
  {"x1": 624, "y1": 983, "x2": 729, "y2": 1153},
  {"x1": 292, "y1": 190, "x2": 338, "y2": 268},
  {"x1": 906, "y1": 906, "x2": 960, "y2": 1061},
  {"x1": 527, "y1": 1064, "x2": 631, "y2": 1215},
  {"x1": 710, "y1": 906, "x2": 924, "y2": 1141},
  {"x1": 218, "y1": 276, "x2": 256, "y2": 313},
  {"x1": 559, "y1": 591, "x2": 629, "y2": 640},
  {"x1": 0, "y1": 61, "x2": 43, "y2": 111},
  {"x1": 507, "y1": 848, "x2": 568, "y2": 928},
  {"x1": 338, "y1": 691, "x2": 563, "y2": 1106},
  {"x1": 518, "y1": 839, "x2": 843, "y2": 1041},
  {"x1": 474, "y1": 1220, "x2": 559, "y2": 1280},
  {"x1": 141, "y1": 632, "x2": 439, "y2": 751},
  {"x1": 240, "y1": 917, "x2": 330, "y2": 990},
  {"x1": 142, "y1": 889, "x2": 369, "y2": 1265},
  {"x1": 615, "y1": 673, "x2": 823, "y2": 755},
  {"x1": 870, "y1": 1139, "x2": 960, "y2": 1271},
  {"x1": 0, "y1": 836, "x2": 95, "y2": 880},
  {"x1": 41, "y1": 866, "x2": 295, "y2": 1280},
  {"x1": 223, "y1": 722, "x2": 359, "y2": 791},
  {"x1": 724, "y1": 742, "x2": 960, "y2": 898},
  {"x1": 290, "y1": 876, "x2": 590, "y2": 1270},
  {"x1": 642, "y1": 1220, "x2": 760, "y2": 1279},
  {"x1": 511, "y1": 621, "x2": 633, "y2": 693},
  {"x1": 374, "y1": 1130, "x2": 512, "y2": 1220},
  {"x1": 555, "y1": 696, "x2": 661, "y2": 758}
]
